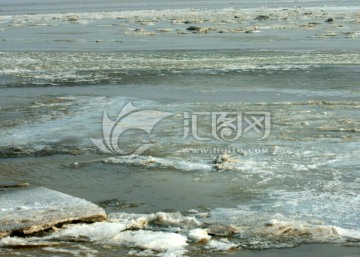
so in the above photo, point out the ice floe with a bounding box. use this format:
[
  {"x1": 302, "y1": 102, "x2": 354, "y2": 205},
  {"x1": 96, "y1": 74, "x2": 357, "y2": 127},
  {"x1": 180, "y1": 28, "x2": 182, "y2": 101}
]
[{"x1": 0, "y1": 187, "x2": 106, "y2": 238}]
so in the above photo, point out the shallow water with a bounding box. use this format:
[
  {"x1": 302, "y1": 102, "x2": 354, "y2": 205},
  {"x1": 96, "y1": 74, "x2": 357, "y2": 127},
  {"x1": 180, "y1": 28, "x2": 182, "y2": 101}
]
[{"x1": 1, "y1": 0, "x2": 360, "y2": 256}]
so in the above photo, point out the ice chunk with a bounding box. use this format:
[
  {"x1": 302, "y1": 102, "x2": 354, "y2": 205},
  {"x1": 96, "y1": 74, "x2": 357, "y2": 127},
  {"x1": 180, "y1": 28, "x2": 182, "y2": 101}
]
[
  {"x1": 112, "y1": 230, "x2": 188, "y2": 254},
  {"x1": 104, "y1": 155, "x2": 212, "y2": 171},
  {"x1": 47, "y1": 222, "x2": 131, "y2": 242},
  {"x1": 333, "y1": 227, "x2": 360, "y2": 240},
  {"x1": 108, "y1": 211, "x2": 201, "y2": 228},
  {"x1": 205, "y1": 239, "x2": 238, "y2": 251},
  {"x1": 50, "y1": 223, "x2": 188, "y2": 256},
  {"x1": 0, "y1": 236, "x2": 60, "y2": 247},
  {"x1": 188, "y1": 229, "x2": 211, "y2": 242},
  {"x1": 42, "y1": 245, "x2": 98, "y2": 256},
  {"x1": 127, "y1": 249, "x2": 156, "y2": 256},
  {"x1": 0, "y1": 187, "x2": 106, "y2": 238}
]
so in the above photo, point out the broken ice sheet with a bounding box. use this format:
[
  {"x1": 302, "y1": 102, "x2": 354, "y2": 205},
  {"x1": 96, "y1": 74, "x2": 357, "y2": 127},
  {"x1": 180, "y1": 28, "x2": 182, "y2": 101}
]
[
  {"x1": 47, "y1": 222, "x2": 188, "y2": 256},
  {"x1": 0, "y1": 187, "x2": 106, "y2": 238}
]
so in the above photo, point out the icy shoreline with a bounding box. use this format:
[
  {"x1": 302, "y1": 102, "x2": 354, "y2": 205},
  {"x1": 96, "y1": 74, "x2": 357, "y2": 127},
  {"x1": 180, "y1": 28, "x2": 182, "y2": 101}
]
[{"x1": 1, "y1": 187, "x2": 360, "y2": 256}]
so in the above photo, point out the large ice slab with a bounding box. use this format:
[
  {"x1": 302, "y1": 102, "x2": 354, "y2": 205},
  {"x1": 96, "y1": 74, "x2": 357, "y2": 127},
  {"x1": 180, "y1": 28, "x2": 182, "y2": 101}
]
[{"x1": 0, "y1": 187, "x2": 106, "y2": 238}]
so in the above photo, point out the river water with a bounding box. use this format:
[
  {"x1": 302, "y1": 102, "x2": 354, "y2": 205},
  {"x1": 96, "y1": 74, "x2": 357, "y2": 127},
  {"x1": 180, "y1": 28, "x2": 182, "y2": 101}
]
[{"x1": 0, "y1": 0, "x2": 360, "y2": 256}]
